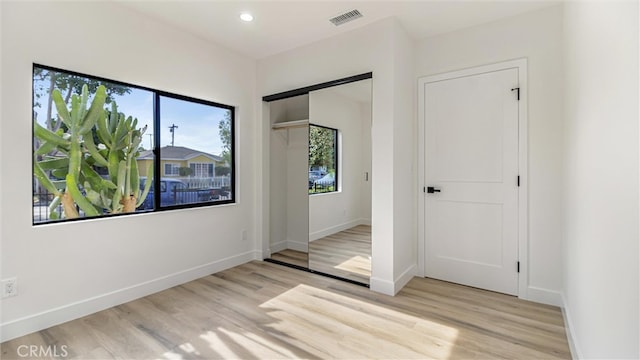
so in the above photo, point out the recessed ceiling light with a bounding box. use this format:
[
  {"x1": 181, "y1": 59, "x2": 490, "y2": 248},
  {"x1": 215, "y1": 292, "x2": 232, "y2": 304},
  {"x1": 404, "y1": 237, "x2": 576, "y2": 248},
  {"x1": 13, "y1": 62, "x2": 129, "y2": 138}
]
[{"x1": 240, "y1": 13, "x2": 254, "y2": 22}]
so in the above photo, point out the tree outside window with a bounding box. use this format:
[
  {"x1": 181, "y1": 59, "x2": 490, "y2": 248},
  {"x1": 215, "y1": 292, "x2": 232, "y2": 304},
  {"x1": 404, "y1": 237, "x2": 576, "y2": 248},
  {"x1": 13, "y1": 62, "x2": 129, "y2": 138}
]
[{"x1": 309, "y1": 124, "x2": 338, "y2": 194}]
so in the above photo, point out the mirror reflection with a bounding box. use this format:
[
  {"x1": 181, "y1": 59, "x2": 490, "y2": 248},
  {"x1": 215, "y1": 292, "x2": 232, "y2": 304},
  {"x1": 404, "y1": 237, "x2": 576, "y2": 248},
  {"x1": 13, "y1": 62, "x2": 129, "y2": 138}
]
[
  {"x1": 308, "y1": 79, "x2": 372, "y2": 284},
  {"x1": 266, "y1": 76, "x2": 372, "y2": 285}
]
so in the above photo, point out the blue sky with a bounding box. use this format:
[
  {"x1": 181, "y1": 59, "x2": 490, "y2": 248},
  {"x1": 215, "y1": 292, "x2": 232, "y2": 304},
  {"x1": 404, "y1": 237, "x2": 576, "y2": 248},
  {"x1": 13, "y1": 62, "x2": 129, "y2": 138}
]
[
  {"x1": 158, "y1": 95, "x2": 229, "y2": 156},
  {"x1": 33, "y1": 70, "x2": 229, "y2": 156}
]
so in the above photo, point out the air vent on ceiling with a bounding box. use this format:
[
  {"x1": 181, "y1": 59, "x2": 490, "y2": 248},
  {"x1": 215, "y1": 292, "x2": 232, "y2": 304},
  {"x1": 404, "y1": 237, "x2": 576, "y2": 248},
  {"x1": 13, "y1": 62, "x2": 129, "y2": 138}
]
[{"x1": 329, "y1": 9, "x2": 363, "y2": 26}]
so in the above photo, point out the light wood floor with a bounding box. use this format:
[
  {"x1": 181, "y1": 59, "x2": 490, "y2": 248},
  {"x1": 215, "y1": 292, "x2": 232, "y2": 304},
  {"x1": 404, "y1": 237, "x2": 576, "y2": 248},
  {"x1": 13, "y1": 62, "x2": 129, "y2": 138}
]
[
  {"x1": 270, "y1": 249, "x2": 308, "y2": 268},
  {"x1": 0, "y1": 261, "x2": 571, "y2": 359},
  {"x1": 309, "y1": 224, "x2": 371, "y2": 284}
]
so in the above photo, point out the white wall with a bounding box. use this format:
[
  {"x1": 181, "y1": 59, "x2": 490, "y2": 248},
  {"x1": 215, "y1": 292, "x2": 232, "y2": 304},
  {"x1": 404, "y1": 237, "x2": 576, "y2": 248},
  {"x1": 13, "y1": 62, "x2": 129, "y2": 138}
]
[
  {"x1": 309, "y1": 86, "x2": 371, "y2": 240},
  {"x1": 0, "y1": 2, "x2": 4, "y2": 320},
  {"x1": 269, "y1": 128, "x2": 288, "y2": 251},
  {"x1": 361, "y1": 103, "x2": 373, "y2": 221},
  {"x1": 268, "y1": 96, "x2": 309, "y2": 253},
  {"x1": 258, "y1": 18, "x2": 415, "y2": 294},
  {"x1": 562, "y1": 1, "x2": 639, "y2": 358},
  {"x1": 391, "y1": 21, "x2": 417, "y2": 284},
  {"x1": 286, "y1": 127, "x2": 310, "y2": 251},
  {"x1": 415, "y1": 5, "x2": 565, "y2": 304},
  {"x1": 0, "y1": 1, "x2": 258, "y2": 341}
]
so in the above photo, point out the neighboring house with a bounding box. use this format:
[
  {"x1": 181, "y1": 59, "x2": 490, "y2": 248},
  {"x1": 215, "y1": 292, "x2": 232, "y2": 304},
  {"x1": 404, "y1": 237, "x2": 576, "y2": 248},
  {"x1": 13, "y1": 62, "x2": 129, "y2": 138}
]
[{"x1": 137, "y1": 146, "x2": 224, "y2": 178}]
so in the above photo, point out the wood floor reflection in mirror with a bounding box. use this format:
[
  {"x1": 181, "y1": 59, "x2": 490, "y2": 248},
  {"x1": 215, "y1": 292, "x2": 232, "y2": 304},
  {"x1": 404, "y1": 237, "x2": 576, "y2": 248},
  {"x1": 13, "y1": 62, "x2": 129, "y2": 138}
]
[
  {"x1": 270, "y1": 249, "x2": 308, "y2": 268},
  {"x1": 309, "y1": 224, "x2": 371, "y2": 284}
]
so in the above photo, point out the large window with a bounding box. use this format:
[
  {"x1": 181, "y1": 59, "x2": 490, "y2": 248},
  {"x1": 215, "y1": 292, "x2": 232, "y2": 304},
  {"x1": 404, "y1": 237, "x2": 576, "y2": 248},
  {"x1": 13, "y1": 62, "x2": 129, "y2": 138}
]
[
  {"x1": 32, "y1": 64, "x2": 235, "y2": 224},
  {"x1": 308, "y1": 124, "x2": 338, "y2": 194}
]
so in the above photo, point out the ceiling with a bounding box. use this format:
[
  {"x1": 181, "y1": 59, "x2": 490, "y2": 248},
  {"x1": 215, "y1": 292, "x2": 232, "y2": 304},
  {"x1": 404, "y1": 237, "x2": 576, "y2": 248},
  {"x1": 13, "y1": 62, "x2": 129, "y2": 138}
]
[{"x1": 114, "y1": 0, "x2": 559, "y2": 59}]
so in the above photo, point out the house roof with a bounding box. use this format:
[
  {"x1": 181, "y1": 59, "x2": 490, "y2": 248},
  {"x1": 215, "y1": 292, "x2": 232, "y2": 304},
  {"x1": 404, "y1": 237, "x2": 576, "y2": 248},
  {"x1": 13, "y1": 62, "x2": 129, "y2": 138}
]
[{"x1": 137, "y1": 146, "x2": 222, "y2": 162}]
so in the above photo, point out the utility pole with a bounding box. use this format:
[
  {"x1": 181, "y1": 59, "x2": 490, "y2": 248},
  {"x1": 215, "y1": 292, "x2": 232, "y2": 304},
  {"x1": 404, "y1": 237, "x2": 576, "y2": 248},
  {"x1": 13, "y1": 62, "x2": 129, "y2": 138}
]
[
  {"x1": 168, "y1": 124, "x2": 178, "y2": 147},
  {"x1": 147, "y1": 133, "x2": 153, "y2": 149}
]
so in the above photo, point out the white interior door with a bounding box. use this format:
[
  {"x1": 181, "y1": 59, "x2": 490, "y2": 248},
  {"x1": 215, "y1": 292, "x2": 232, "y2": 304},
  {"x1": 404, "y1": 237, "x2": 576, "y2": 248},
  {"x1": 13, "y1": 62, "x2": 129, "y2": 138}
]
[{"x1": 424, "y1": 68, "x2": 519, "y2": 295}]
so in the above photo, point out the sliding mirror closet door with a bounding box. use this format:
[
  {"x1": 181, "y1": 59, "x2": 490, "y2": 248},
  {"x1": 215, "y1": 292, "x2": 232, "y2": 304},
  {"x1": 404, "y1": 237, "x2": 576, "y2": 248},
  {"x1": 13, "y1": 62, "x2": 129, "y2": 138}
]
[
  {"x1": 268, "y1": 95, "x2": 309, "y2": 268},
  {"x1": 308, "y1": 79, "x2": 372, "y2": 285}
]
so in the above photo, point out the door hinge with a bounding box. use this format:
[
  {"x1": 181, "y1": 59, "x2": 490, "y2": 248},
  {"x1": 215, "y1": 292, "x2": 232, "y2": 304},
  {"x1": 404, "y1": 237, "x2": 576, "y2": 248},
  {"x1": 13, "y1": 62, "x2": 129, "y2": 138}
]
[
  {"x1": 511, "y1": 87, "x2": 520, "y2": 101},
  {"x1": 423, "y1": 186, "x2": 426, "y2": 193},
  {"x1": 517, "y1": 261, "x2": 520, "y2": 273},
  {"x1": 517, "y1": 175, "x2": 520, "y2": 187}
]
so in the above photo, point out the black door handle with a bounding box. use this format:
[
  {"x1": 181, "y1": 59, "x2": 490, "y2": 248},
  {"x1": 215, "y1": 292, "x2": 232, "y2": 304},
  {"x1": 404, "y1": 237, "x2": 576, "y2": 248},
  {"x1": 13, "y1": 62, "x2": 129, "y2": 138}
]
[{"x1": 427, "y1": 186, "x2": 441, "y2": 193}]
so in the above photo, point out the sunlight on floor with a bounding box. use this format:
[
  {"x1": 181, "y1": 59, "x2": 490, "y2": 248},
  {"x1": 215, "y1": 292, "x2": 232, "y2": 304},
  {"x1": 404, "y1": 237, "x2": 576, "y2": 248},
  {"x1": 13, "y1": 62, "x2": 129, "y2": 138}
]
[
  {"x1": 162, "y1": 342, "x2": 200, "y2": 359},
  {"x1": 258, "y1": 284, "x2": 459, "y2": 359},
  {"x1": 159, "y1": 283, "x2": 459, "y2": 359},
  {"x1": 161, "y1": 323, "x2": 316, "y2": 359},
  {"x1": 220, "y1": 327, "x2": 301, "y2": 358},
  {"x1": 199, "y1": 330, "x2": 243, "y2": 359},
  {"x1": 333, "y1": 254, "x2": 371, "y2": 276}
]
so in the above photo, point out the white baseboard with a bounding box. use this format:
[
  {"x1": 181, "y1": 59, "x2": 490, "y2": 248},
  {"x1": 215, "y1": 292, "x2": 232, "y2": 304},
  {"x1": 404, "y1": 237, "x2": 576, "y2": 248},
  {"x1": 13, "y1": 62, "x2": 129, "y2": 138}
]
[
  {"x1": 270, "y1": 240, "x2": 287, "y2": 253},
  {"x1": 370, "y1": 276, "x2": 395, "y2": 295},
  {"x1": 309, "y1": 218, "x2": 370, "y2": 241},
  {"x1": 0, "y1": 250, "x2": 259, "y2": 342},
  {"x1": 286, "y1": 240, "x2": 308, "y2": 252},
  {"x1": 394, "y1": 264, "x2": 417, "y2": 294},
  {"x1": 269, "y1": 239, "x2": 308, "y2": 254},
  {"x1": 524, "y1": 286, "x2": 563, "y2": 307},
  {"x1": 561, "y1": 293, "x2": 582, "y2": 360},
  {"x1": 370, "y1": 264, "x2": 417, "y2": 296}
]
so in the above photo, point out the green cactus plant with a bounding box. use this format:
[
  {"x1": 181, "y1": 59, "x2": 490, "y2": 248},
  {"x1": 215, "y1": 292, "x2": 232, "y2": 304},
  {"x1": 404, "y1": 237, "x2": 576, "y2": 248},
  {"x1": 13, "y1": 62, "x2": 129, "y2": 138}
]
[
  {"x1": 33, "y1": 84, "x2": 152, "y2": 219},
  {"x1": 92, "y1": 100, "x2": 153, "y2": 213}
]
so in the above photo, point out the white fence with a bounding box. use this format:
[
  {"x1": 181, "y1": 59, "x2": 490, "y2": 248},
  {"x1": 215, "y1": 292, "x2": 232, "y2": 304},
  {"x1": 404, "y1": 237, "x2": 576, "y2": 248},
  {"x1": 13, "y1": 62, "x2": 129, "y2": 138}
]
[{"x1": 178, "y1": 176, "x2": 231, "y2": 189}]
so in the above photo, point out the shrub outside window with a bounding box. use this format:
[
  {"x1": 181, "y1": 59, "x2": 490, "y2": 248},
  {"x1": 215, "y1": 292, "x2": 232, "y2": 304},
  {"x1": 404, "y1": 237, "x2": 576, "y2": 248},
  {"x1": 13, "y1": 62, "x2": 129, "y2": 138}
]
[{"x1": 32, "y1": 64, "x2": 235, "y2": 224}]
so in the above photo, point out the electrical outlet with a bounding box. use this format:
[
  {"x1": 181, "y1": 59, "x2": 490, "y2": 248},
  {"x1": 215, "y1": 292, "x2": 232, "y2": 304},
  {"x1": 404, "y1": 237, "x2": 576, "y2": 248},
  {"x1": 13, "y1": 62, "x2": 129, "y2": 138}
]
[
  {"x1": 241, "y1": 229, "x2": 247, "y2": 241},
  {"x1": 2, "y1": 277, "x2": 17, "y2": 298}
]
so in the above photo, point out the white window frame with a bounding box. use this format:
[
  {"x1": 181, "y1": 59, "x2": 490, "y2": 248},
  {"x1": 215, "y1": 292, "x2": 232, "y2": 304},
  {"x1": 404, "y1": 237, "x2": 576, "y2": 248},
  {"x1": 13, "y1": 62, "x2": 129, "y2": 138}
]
[{"x1": 164, "y1": 163, "x2": 181, "y2": 176}]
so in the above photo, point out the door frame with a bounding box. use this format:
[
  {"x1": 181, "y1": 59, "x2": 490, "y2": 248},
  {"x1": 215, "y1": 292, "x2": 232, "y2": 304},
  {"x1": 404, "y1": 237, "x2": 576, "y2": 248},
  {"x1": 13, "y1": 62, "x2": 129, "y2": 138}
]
[{"x1": 417, "y1": 59, "x2": 529, "y2": 299}]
